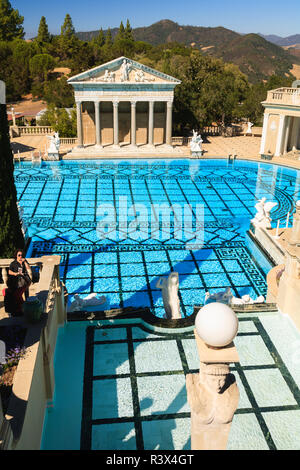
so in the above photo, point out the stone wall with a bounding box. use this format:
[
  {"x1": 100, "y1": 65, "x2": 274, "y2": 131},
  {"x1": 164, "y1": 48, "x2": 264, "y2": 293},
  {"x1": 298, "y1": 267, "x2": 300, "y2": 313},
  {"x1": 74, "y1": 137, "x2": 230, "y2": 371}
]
[{"x1": 0, "y1": 256, "x2": 66, "y2": 450}]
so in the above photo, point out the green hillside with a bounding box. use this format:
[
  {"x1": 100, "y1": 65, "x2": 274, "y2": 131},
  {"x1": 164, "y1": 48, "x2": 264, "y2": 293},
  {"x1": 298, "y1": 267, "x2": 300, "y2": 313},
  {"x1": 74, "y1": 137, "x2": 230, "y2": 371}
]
[{"x1": 76, "y1": 19, "x2": 299, "y2": 82}]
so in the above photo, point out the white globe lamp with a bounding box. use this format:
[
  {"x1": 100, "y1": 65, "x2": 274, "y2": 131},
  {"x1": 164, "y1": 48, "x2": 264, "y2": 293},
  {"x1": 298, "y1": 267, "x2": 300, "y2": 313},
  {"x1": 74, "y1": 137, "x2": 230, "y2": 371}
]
[{"x1": 195, "y1": 302, "x2": 238, "y2": 348}]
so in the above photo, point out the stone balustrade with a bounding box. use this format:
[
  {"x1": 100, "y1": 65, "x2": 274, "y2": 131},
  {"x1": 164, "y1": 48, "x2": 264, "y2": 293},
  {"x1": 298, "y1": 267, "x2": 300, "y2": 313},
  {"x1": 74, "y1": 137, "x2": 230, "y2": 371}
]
[
  {"x1": 0, "y1": 255, "x2": 67, "y2": 450},
  {"x1": 17, "y1": 126, "x2": 54, "y2": 135},
  {"x1": 266, "y1": 88, "x2": 300, "y2": 106},
  {"x1": 59, "y1": 137, "x2": 78, "y2": 145}
]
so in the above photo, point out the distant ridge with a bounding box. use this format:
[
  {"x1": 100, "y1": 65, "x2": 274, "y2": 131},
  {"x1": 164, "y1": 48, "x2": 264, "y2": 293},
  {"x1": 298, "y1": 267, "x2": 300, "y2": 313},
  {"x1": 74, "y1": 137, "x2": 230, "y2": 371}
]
[
  {"x1": 260, "y1": 33, "x2": 300, "y2": 46},
  {"x1": 76, "y1": 20, "x2": 300, "y2": 82}
]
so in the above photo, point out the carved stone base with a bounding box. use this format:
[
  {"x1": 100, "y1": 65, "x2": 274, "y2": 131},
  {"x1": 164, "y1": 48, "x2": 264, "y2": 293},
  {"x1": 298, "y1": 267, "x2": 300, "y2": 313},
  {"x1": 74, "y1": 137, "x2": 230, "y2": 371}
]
[{"x1": 186, "y1": 331, "x2": 240, "y2": 450}]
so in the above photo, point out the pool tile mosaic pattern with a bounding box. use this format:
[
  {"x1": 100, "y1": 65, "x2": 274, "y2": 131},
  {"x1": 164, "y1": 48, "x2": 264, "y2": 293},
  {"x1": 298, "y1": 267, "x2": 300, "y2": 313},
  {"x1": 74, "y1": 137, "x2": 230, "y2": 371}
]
[
  {"x1": 15, "y1": 159, "x2": 300, "y2": 317},
  {"x1": 41, "y1": 313, "x2": 300, "y2": 450}
]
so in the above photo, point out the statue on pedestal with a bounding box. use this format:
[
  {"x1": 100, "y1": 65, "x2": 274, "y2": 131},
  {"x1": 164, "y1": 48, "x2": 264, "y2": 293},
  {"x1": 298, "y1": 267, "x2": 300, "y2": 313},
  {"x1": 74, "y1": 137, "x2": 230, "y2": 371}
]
[
  {"x1": 190, "y1": 130, "x2": 203, "y2": 157},
  {"x1": 246, "y1": 121, "x2": 253, "y2": 135},
  {"x1": 156, "y1": 272, "x2": 181, "y2": 319},
  {"x1": 186, "y1": 304, "x2": 240, "y2": 450},
  {"x1": 251, "y1": 197, "x2": 277, "y2": 229},
  {"x1": 47, "y1": 132, "x2": 60, "y2": 160}
]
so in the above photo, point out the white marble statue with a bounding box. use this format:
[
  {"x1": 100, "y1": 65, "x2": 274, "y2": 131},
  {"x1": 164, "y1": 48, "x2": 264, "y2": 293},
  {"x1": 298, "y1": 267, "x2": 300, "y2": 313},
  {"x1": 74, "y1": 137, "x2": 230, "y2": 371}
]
[
  {"x1": 251, "y1": 197, "x2": 278, "y2": 229},
  {"x1": 17, "y1": 202, "x2": 27, "y2": 237},
  {"x1": 68, "y1": 293, "x2": 107, "y2": 312},
  {"x1": 54, "y1": 132, "x2": 60, "y2": 151},
  {"x1": 205, "y1": 287, "x2": 264, "y2": 306},
  {"x1": 120, "y1": 59, "x2": 130, "y2": 81},
  {"x1": 134, "y1": 69, "x2": 154, "y2": 82},
  {"x1": 246, "y1": 121, "x2": 253, "y2": 134},
  {"x1": 230, "y1": 294, "x2": 265, "y2": 305},
  {"x1": 204, "y1": 287, "x2": 233, "y2": 305},
  {"x1": 156, "y1": 272, "x2": 181, "y2": 319},
  {"x1": 47, "y1": 132, "x2": 60, "y2": 160},
  {"x1": 135, "y1": 69, "x2": 145, "y2": 82},
  {"x1": 103, "y1": 69, "x2": 115, "y2": 82},
  {"x1": 190, "y1": 130, "x2": 203, "y2": 156}
]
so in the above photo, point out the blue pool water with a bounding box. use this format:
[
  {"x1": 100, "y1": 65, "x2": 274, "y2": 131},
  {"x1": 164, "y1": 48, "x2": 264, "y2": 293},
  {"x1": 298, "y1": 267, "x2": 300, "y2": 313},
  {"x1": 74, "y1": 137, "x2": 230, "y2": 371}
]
[
  {"x1": 41, "y1": 314, "x2": 300, "y2": 450},
  {"x1": 14, "y1": 158, "x2": 300, "y2": 451},
  {"x1": 15, "y1": 158, "x2": 300, "y2": 317}
]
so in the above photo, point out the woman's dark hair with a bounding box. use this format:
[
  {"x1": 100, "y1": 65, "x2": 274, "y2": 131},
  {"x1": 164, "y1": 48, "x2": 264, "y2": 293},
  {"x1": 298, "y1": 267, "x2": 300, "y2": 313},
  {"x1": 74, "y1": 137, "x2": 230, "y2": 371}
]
[{"x1": 13, "y1": 248, "x2": 25, "y2": 259}]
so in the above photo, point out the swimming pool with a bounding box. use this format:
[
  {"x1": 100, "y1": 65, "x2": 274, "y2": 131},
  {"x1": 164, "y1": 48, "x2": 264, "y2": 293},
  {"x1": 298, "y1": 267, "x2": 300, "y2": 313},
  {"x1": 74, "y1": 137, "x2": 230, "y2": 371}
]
[
  {"x1": 40, "y1": 313, "x2": 300, "y2": 450},
  {"x1": 14, "y1": 157, "x2": 300, "y2": 451},
  {"x1": 15, "y1": 158, "x2": 299, "y2": 317}
]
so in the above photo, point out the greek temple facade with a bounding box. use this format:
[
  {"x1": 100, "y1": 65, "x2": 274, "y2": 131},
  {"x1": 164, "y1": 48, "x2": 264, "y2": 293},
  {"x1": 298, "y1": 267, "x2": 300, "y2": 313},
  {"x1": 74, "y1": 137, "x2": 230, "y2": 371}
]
[
  {"x1": 260, "y1": 80, "x2": 300, "y2": 158},
  {"x1": 67, "y1": 57, "x2": 182, "y2": 156}
]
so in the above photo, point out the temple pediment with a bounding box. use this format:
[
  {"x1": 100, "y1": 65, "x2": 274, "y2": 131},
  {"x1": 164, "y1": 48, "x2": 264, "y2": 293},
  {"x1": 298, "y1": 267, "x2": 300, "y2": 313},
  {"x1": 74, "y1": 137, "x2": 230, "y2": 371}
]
[{"x1": 68, "y1": 57, "x2": 181, "y2": 85}]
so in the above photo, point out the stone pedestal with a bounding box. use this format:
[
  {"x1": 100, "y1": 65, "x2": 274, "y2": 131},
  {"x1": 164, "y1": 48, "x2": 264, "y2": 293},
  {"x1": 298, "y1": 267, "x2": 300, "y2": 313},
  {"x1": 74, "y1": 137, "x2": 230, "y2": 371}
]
[{"x1": 186, "y1": 330, "x2": 240, "y2": 450}]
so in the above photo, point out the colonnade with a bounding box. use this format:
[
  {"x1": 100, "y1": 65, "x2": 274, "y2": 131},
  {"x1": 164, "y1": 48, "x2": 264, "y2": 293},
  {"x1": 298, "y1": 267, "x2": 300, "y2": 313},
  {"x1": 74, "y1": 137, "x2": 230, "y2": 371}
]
[
  {"x1": 260, "y1": 113, "x2": 300, "y2": 156},
  {"x1": 76, "y1": 99, "x2": 173, "y2": 148}
]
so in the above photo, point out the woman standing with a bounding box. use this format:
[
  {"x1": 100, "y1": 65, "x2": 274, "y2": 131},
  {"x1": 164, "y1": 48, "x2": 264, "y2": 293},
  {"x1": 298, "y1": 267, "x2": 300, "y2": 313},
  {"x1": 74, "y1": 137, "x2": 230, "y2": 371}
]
[{"x1": 8, "y1": 249, "x2": 31, "y2": 306}]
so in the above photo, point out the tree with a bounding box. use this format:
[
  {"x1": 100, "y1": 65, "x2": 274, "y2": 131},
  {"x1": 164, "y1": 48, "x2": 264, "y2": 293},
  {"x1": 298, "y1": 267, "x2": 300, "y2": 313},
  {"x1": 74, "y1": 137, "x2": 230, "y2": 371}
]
[
  {"x1": 115, "y1": 21, "x2": 125, "y2": 41},
  {"x1": 0, "y1": 0, "x2": 24, "y2": 41},
  {"x1": 0, "y1": 82, "x2": 24, "y2": 257},
  {"x1": 36, "y1": 16, "x2": 50, "y2": 44},
  {"x1": 95, "y1": 28, "x2": 105, "y2": 48},
  {"x1": 101, "y1": 28, "x2": 114, "y2": 61},
  {"x1": 104, "y1": 28, "x2": 113, "y2": 47},
  {"x1": 8, "y1": 39, "x2": 37, "y2": 99},
  {"x1": 43, "y1": 76, "x2": 75, "y2": 108},
  {"x1": 113, "y1": 20, "x2": 135, "y2": 57},
  {"x1": 29, "y1": 53, "x2": 55, "y2": 82},
  {"x1": 38, "y1": 104, "x2": 77, "y2": 137},
  {"x1": 58, "y1": 13, "x2": 79, "y2": 60},
  {"x1": 125, "y1": 19, "x2": 134, "y2": 41}
]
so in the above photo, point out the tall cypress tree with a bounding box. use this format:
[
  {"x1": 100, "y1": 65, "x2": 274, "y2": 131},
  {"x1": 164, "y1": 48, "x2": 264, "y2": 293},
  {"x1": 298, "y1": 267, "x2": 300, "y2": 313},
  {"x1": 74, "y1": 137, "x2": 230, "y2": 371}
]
[
  {"x1": 116, "y1": 21, "x2": 125, "y2": 40},
  {"x1": 95, "y1": 28, "x2": 105, "y2": 47},
  {"x1": 0, "y1": 81, "x2": 24, "y2": 257},
  {"x1": 61, "y1": 13, "x2": 75, "y2": 39},
  {"x1": 125, "y1": 19, "x2": 133, "y2": 41},
  {"x1": 104, "y1": 27, "x2": 113, "y2": 47},
  {"x1": 36, "y1": 16, "x2": 50, "y2": 44}
]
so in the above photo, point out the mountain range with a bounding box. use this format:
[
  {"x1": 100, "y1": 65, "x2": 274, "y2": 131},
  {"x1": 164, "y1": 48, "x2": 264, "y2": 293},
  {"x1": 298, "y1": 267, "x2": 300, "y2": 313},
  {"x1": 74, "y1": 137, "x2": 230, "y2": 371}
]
[
  {"x1": 76, "y1": 20, "x2": 300, "y2": 83},
  {"x1": 259, "y1": 34, "x2": 300, "y2": 47}
]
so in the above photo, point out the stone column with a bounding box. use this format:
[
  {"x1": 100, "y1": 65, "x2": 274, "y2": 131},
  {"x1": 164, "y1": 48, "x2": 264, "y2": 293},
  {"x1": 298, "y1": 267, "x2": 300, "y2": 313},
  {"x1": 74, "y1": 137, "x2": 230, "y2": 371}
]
[
  {"x1": 283, "y1": 116, "x2": 291, "y2": 154},
  {"x1": 148, "y1": 101, "x2": 154, "y2": 146},
  {"x1": 94, "y1": 101, "x2": 102, "y2": 147},
  {"x1": 259, "y1": 112, "x2": 269, "y2": 154},
  {"x1": 291, "y1": 117, "x2": 300, "y2": 151},
  {"x1": 76, "y1": 101, "x2": 83, "y2": 148},
  {"x1": 289, "y1": 200, "x2": 300, "y2": 245},
  {"x1": 130, "y1": 101, "x2": 137, "y2": 147},
  {"x1": 166, "y1": 101, "x2": 173, "y2": 146},
  {"x1": 113, "y1": 100, "x2": 119, "y2": 147},
  {"x1": 275, "y1": 114, "x2": 286, "y2": 157}
]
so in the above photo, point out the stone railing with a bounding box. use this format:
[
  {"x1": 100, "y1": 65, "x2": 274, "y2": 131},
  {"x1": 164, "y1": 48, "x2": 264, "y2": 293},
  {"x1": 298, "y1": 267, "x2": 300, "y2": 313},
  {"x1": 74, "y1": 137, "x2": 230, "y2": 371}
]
[
  {"x1": 266, "y1": 87, "x2": 300, "y2": 106},
  {"x1": 171, "y1": 136, "x2": 185, "y2": 145},
  {"x1": 17, "y1": 126, "x2": 54, "y2": 136},
  {"x1": 0, "y1": 255, "x2": 66, "y2": 450},
  {"x1": 59, "y1": 137, "x2": 77, "y2": 145}
]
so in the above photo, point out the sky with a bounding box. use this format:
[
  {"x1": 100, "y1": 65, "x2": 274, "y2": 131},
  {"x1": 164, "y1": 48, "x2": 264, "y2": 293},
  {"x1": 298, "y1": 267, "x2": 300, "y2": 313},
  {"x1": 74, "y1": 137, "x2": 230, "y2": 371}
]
[{"x1": 12, "y1": 0, "x2": 300, "y2": 39}]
